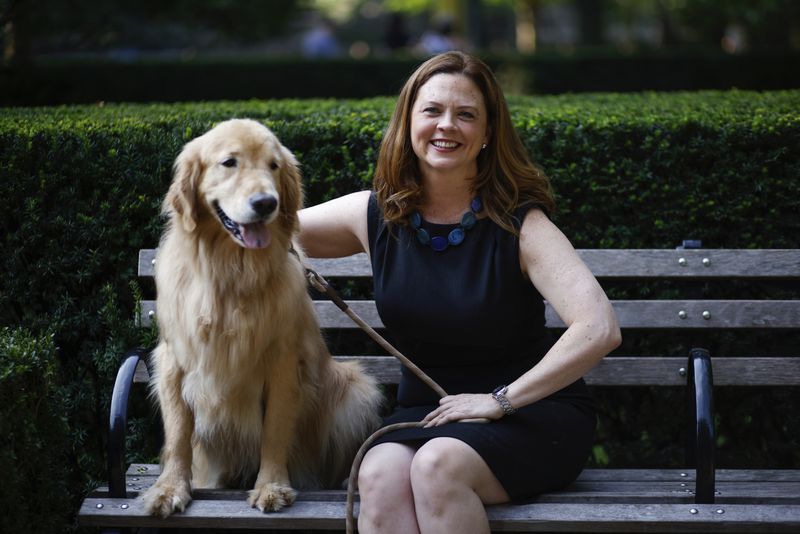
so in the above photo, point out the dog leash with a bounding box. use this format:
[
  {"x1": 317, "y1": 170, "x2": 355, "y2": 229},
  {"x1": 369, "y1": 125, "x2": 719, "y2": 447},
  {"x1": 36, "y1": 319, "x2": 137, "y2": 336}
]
[
  {"x1": 305, "y1": 267, "x2": 446, "y2": 398},
  {"x1": 303, "y1": 264, "x2": 448, "y2": 534}
]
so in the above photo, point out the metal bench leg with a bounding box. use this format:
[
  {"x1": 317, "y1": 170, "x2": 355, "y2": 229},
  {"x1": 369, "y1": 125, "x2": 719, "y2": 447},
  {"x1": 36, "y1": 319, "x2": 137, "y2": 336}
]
[
  {"x1": 107, "y1": 347, "x2": 149, "y2": 499},
  {"x1": 686, "y1": 347, "x2": 715, "y2": 504}
]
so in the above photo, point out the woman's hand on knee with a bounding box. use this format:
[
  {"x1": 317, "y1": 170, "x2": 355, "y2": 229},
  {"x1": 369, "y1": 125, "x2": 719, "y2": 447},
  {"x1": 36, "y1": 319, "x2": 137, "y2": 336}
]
[{"x1": 422, "y1": 394, "x2": 503, "y2": 427}]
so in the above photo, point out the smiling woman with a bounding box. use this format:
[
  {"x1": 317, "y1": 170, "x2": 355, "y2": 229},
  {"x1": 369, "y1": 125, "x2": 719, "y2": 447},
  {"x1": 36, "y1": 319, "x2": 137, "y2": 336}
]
[
  {"x1": 298, "y1": 51, "x2": 621, "y2": 534},
  {"x1": 409, "y1": 72, "x2": 489, "y2": 203},
  {"x1": 372, "y1": 52, "x2": 555, "y2": 237}
]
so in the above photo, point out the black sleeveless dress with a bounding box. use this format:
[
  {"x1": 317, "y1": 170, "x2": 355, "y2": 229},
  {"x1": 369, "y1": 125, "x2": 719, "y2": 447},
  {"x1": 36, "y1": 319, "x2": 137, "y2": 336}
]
[{"x1": 366, "y1": 192, "x2": 596, "y2": 501}]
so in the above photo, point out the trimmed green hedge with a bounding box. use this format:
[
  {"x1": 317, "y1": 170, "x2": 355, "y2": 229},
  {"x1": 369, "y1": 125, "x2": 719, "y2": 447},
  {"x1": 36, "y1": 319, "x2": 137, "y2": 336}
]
[
  {"x1": 4, "y1": 90, "x2": 799, "y2": 249},
  {"x1": 1, "y1": 91, "x2": 798, "y2": 531},
  {"x1": 0, "y1": 328, "x2": 72, "y2": 532}
]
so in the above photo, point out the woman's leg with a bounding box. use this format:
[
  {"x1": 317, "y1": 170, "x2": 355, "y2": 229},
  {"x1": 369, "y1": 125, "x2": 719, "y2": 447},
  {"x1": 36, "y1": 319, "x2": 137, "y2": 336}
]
[
  {"x1": 357, "y1": 442, "x2": 420, "y2": 534},
  {"x1": 410, "y1": 437, "x2": 510, "y2": 534}
]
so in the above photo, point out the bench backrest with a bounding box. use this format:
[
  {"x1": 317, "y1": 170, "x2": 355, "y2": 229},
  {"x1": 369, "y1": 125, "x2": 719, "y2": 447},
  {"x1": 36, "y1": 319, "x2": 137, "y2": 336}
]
[{"x1": 135, "y1": 248, "x2": 800, "y2": 388}]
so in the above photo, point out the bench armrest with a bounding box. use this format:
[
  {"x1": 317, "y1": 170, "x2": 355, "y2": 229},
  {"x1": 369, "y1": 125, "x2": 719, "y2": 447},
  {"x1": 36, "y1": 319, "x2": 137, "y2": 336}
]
[
  {"x1": 686, "y1": 347, "x2": 716, "y2": 503},
  {"x1": 107, "y1": 347, "x2": 149, "y2": 498}
]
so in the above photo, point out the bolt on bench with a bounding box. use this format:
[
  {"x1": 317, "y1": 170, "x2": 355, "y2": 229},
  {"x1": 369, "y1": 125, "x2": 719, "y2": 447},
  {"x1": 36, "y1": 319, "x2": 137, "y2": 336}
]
[{"x1": 79, "y1": 247, "x2": 800, "y2": 532}]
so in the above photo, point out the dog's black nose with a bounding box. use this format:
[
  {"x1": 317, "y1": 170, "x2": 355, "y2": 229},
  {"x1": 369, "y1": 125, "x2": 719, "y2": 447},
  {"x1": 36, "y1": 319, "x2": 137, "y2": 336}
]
[{"x1": 250, "y1": 194, "x2": 278, "y2": 218}]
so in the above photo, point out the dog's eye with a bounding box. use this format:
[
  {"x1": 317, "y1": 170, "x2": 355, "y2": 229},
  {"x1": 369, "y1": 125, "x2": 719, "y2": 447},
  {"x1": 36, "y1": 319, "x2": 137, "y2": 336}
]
[
  {"x1": 269, "y1": 161, "x2": 279, "y2": 171},
  {"x1": 221, "y1": 158, "x2": 237, "y2": 168}
]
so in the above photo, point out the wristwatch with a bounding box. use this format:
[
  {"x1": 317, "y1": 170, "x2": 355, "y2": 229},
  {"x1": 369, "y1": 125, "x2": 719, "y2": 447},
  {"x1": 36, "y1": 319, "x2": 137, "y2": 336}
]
[{"x1": 491, "y1": 385, "x2": 516, "y2": 416}]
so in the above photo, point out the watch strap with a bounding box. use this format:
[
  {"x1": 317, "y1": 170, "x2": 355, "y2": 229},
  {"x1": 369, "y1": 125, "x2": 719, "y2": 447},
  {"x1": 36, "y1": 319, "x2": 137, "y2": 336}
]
[{"x1": 491, "y1": 385, "x2": 516, "y2": 416}]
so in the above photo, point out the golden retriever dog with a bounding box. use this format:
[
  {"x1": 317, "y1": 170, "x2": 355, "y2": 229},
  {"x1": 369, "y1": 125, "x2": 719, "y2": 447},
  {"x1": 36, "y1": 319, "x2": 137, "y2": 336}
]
[{"x1": 141, "y1": 119, "x2": 382, "y2": 517}]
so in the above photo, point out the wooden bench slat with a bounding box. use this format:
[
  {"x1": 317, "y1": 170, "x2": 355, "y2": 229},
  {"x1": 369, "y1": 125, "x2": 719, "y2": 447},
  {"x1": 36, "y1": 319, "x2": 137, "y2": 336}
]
[
  {"x1": 578, "y1": 469, "x2": 800, "y2": 483},
  {"x1": 88, "y1": 485, "x2": 800, "y2": 507},
  {"x1": 132, "y1": 356, "x2": 800, "y2": 387},
  {"x1": 93, "y1": 466, "x2": 800, "y2": 509},
  {"x1": 78, "y1": 496, "x2": 800, "y2": 532},
  {"x1": 138, "y1": 249, "x2": 155, "y2": 277},
  {"x1": 139, "y1": 249, "x2": 800, "y2": 279},
  {"x1": 342, "y1": 356, "x2": 800, "y2": 387},
  {"x1": 558, "y1": 483, "x2": 800, "y2": 504},
  {"x1": 712, "y1": 469, "x2": 800, "y2": 482},
  {"x1": 315, "y1": 300, "x2": 800, "y2": 329},
  {"x1": 79, "y1": 498, "x2": 350, "y2": 530},
  {"x1": 130, "y1": 464, "x2": 683, "y2": 479},
  {"x1": 95, "y1": 479, "x2": 800, "y2": 505},
  {"x1": 576, "y1": 249, "x2": 800, "y2": 278},
  {"x1": 307, "y1": 254, "x2": 372, "y2": 277},
  {"x1": 138, "y1": 299, "x2": 800, "y2": 329},
  {"x1": 607, "y1": 300, "x2": 800, "y2": 329},
  {"x1": 709, "y1": 357, "x2": 800, "y2": 386},
  {"x1": 485, "y1": 502, "x2": 800, "y2": 532},
  {"x1": 124, "y1": 464, "x2": 800, "y2": 483}
]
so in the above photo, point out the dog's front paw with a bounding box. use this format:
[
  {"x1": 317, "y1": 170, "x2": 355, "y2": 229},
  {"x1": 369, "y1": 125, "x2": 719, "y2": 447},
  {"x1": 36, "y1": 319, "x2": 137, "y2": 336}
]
[
  {"x1": 248, "y1": 482, "x2": 297, "y2": 512},
  {"x1": 141, "y1": 478, "x2": 192, "y2": 517}
]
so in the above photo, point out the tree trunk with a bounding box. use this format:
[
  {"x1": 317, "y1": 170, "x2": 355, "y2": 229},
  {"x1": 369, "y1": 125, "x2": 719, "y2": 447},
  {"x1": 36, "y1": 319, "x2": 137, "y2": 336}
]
[{"x1": 3, "y1": 0, "x2": 33, "y2": 65}]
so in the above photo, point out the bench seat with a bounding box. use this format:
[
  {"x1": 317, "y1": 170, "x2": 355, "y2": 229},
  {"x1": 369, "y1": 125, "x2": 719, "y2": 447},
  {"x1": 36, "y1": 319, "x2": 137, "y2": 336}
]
[
  {"x1": 78, "y1": 248, "x2": 800, "y2": 533},
  {"x1": 80, "y1": 465, "x2": 800, "y2": 531}
]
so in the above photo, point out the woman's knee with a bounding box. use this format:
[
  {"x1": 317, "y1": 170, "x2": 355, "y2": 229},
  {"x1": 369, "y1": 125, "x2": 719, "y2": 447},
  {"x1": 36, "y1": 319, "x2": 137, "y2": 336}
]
[
  {"x1": 410, "y1": 438, "x2": 510, "y2": 506},
  {"x1": 358, "y1": 443, "x2": 419, "y2": 533},
  {"x1": 409, "y1": 438, "x2": 466, "y2": 492},
  {"x1": 358, "y1": 443, "x2": 414, "y2": 499}
]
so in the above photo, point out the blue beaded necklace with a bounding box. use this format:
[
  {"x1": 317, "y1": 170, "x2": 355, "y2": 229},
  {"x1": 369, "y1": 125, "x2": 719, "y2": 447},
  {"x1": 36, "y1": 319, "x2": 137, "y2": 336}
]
[{"x1": 410, "y1": 197, "x2": 483, "y2": 252}]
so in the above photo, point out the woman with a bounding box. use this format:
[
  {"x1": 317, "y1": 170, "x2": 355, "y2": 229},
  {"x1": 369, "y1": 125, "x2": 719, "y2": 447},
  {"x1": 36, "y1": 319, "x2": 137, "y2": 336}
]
[{"x1": 298, "y1": 51, "x2": 621, "y2": 534}]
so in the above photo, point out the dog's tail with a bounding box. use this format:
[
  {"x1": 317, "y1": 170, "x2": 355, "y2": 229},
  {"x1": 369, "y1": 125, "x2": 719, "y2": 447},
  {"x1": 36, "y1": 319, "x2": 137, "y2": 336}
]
[
  {"x1": 290, "y1": 359, "x2": 383, "y2": 489},
  {"x1": 324, "y1": 360, "x2": 383, "y2": 487}
]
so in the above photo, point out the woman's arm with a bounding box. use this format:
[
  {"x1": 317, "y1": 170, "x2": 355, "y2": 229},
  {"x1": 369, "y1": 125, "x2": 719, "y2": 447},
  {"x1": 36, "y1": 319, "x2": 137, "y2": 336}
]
[
  {"x1": 297, "y1": 190, "x2": 371, "y2": 258},
  {"x1": 423, "y1": 208, "x2": 621, "y2": 426},
  {"x1": 504, "y1": 208, "x2": 621, "y2": 409}
]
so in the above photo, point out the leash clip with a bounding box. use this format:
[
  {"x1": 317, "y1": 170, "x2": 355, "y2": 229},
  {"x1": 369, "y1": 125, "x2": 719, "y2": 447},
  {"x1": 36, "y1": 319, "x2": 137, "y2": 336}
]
[
  {"x1": 305, "y1": 268, "x2": 327, "y2": 294},
  {"x1": 305, "y1": 266, "x2": 349, "y2": 313}
]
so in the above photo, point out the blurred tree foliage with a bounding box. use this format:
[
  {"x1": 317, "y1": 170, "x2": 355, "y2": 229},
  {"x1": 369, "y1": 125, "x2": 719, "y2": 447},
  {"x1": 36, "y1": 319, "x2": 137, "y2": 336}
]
[
  {"x1": 1, "y1": 0, "x2": 300, "y2": 63},
  {"x1": 665, "y1": 0, "x2": 800, "y2": 47},
  {"x1": 4, "y1": 0, "x2": 799, "y2": 65}
]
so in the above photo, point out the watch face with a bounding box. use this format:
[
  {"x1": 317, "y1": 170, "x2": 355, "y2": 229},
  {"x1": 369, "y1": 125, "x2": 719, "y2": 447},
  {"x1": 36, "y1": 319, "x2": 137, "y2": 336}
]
[{"x1": 492, "y1": 385, "x2": 507, "y2": 395}]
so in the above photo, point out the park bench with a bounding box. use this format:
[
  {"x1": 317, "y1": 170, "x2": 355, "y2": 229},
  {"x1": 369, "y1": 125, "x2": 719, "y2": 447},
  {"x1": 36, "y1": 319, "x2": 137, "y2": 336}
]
[{"x1": 79, "y1": 245, "x2": 800, "y2": 532}]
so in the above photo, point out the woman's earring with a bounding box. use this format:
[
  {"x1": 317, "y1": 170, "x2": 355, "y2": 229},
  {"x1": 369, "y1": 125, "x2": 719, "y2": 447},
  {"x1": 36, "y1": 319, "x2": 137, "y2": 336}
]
[{"x1": 481, "y1": 143, "x2": 487, "y2": 149}]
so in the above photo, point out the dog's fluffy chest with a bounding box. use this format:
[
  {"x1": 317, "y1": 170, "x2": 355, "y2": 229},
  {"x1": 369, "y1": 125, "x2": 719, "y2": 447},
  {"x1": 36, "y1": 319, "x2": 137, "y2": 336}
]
[
  {"x1": 156, "y1": 244, "x2": 308, "y2": 347},
  {"x1": 155, "y1": 244, "x2": 312, "y2": 423},
  {"x1": 182, "y1": 365, "x2": 265, "y2": 441}
]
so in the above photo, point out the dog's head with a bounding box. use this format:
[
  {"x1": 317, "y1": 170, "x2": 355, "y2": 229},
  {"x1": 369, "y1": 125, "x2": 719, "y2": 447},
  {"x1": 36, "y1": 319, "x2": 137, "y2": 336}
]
[{"x1": 165, "y1": 119, "x2": 303, "y2": 249}]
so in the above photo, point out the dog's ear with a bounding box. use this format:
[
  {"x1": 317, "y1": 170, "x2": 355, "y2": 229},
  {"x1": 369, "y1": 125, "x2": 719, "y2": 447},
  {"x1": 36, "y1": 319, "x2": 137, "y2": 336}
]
[
  {"x1": 279, "y1": 145, "x2": 304, "y2": 235},
  {"x1": 165, "y1": 139, "x2": 203, "y2": 233}
]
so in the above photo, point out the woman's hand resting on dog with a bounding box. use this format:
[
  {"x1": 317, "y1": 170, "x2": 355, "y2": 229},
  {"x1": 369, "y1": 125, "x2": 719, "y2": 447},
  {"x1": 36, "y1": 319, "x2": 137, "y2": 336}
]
[{"x1": 422, "y1": 393, "x2": 504, "y2": 427}]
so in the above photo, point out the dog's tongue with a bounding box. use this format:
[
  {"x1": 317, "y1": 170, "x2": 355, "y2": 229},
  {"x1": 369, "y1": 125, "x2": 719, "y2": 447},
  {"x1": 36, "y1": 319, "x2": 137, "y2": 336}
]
[{"x1": 240, "y1": 223, "x2": 272, "y2": 249}]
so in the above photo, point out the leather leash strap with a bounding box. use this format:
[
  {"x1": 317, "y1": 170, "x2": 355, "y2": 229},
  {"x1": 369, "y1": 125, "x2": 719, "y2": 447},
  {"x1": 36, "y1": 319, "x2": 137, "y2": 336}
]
[
  {"x1": 305, "y1": 267, "x2": 447, "y2": 398},
  {"x1": 304, "y1": 265, "x2": 448, "y2": 534}
]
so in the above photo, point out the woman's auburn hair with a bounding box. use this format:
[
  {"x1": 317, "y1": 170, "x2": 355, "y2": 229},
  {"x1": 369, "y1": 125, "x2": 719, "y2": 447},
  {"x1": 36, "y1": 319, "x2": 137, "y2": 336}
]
[{"x1": 373, "y1": 51, "x2": 555, "y2": 235}]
